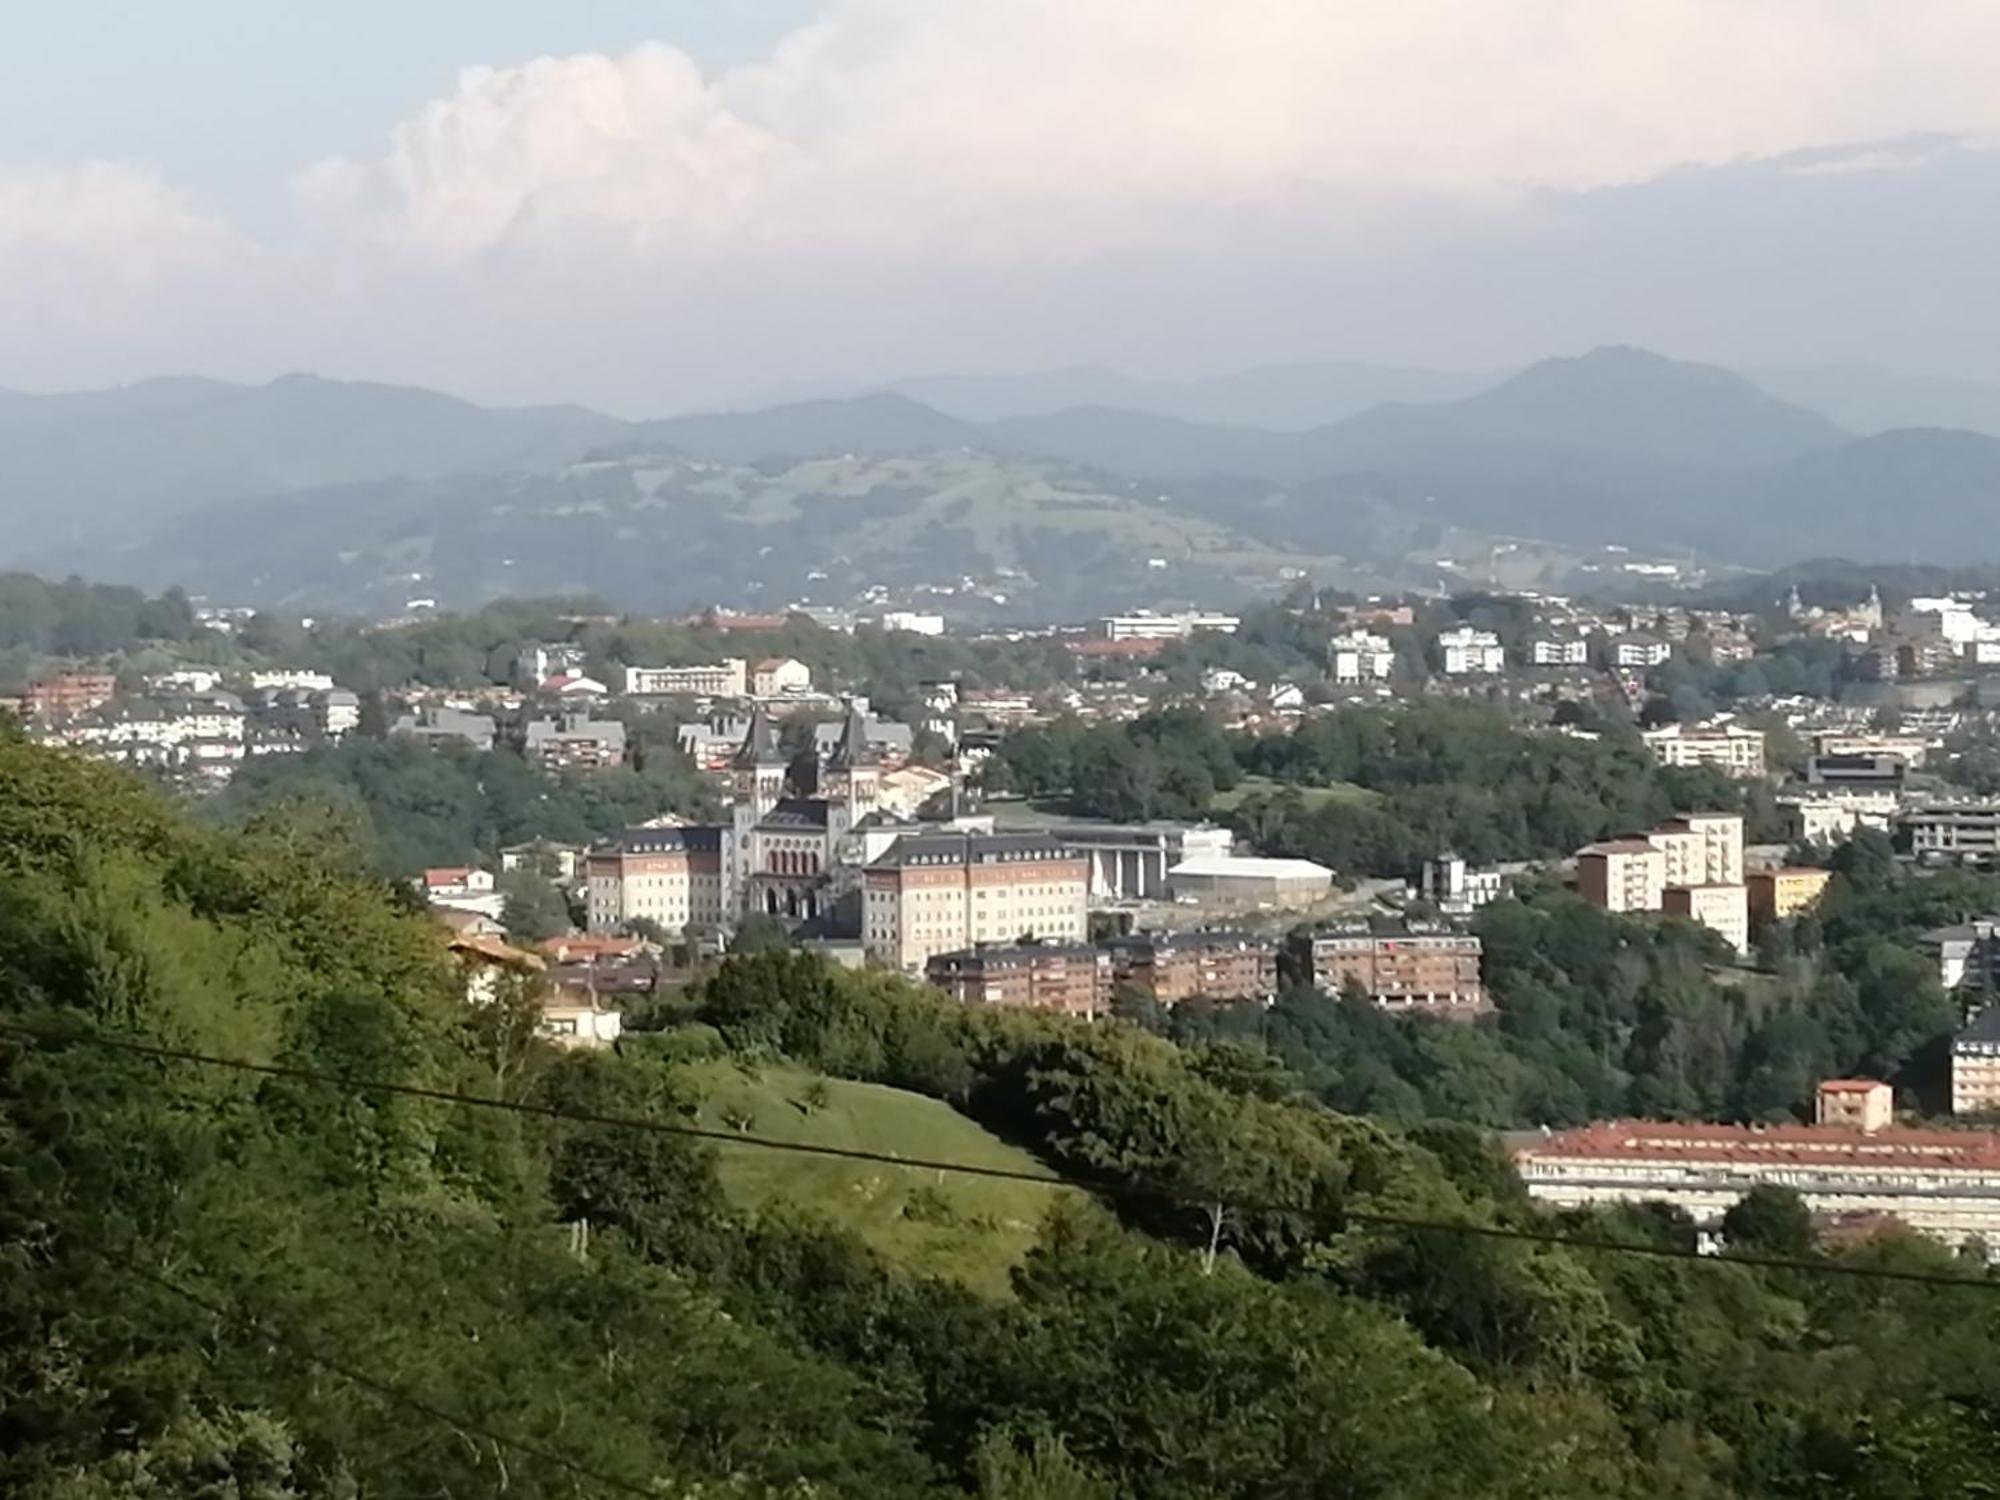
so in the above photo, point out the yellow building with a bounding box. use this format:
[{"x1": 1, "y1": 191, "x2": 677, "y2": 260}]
[{"x1": 1747, "y1": 866, "x2": 1833, "y2": 925}]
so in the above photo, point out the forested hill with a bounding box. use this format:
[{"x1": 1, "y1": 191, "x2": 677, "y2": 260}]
[{"x1": 4, "y1": 732, "x2": 2000, "y2": 1495}]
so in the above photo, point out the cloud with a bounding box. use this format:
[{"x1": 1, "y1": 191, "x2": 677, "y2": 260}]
[
  {"x1": 0, "y1": 161, "x2": 248, "y2": 290},
  {"x1": 296, "y1": 0, "x2": 2000, "y2": 264}
]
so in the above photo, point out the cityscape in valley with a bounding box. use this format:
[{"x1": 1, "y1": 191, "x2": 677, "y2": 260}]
[{"x1": 14, "y1": 4, "x2": 2000, "y2": 1496}]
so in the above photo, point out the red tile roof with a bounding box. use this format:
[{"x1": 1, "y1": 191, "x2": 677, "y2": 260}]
[{"x1": 1517, "y1": 1119, "x2": 2000, "y2": 1171}]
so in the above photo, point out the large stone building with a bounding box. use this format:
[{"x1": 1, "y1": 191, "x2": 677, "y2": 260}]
[
  {"x1": 730, "y1": 701, "x2": 885, "y2": 923},
  {"x1": 1299, "y1": 920, "x2": 1487, "y2": 1015},
  {"x1": 862, "y1": 831, "x2": 1088, "y2": 974},
  {"x1": 1514, "y1": 1080, "x2": 2000, "y2": 1255},
  {"x1": 584, "y1": 825, "x2": 730, "y2": 934}
]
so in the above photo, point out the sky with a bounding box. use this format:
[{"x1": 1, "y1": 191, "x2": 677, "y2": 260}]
[{"x1": 4, "y1": 1, "x2": 2000, "y2": 415}]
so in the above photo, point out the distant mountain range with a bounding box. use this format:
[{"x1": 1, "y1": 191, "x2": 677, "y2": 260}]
[{"x1": 13, "y1": 348, "x2": 2000, "y2": 611}]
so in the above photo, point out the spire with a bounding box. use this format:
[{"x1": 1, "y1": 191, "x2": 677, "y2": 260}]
[
  {"x1": 827, "y1": 699, "x2": 875, "y2": 771},
  {"x1": 732, "y1": 703, "x2": 784, "y2": 769}
]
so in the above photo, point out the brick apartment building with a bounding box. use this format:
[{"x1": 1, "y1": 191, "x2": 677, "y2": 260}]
[
  {"x1": 926, "y1": 943, "x2": 1109, "y2": 1019},
  {"x1": 1105, "y1": 931, "x2": 1278, "y2": 1004},
  {"x1": 1298, "y1": 920, "x2": 1488, "y2": 1015}
]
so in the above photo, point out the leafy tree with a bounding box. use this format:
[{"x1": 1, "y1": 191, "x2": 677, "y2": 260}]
[{"x1": 1721, "y1": 1185, "x2": 1816, "y2": 1258}]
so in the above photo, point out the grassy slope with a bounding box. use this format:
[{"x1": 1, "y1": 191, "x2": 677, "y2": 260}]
[
  {"x1": 676, "y1": 1059, "x2": 1078, "y2": 1295},
  {"x1": 1209, "y1": 774, "x2": 1382, "y2": 813}
]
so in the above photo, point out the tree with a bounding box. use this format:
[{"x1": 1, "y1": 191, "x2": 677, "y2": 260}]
[
  {"x1": 499, "y1": 870, "x2": 571, "y2": 943},
  {"x1": 1721, "y1": 1184, "x2": 1815, "y2": 1257}
]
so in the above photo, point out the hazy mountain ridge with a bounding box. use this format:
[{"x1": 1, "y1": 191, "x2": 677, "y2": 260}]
[{"x1": 12, "y1": 349, "x2": 2000, "y2": 607}]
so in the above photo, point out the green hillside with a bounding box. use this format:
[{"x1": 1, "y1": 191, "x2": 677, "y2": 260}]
[{"x1": 679, "y1": 1059, "x2": 1077, "y2": 1294}]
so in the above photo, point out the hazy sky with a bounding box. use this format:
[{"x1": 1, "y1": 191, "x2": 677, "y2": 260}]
[{"x1": 5, "y1": 1, "x2": 2000, "y2": 414}]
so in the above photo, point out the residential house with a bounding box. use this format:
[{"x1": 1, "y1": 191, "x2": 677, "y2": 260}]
[{"x1": 1436, "y1": 626, "x2": 1505, "y2": 675}]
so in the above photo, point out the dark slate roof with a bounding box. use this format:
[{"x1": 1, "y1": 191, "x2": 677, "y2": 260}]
[
  {"x1": 757, "y1": 798, "x2": 834, "y2": 830},
  {"x1": 867, "y1": 831, "x2": 1080, "y2": 869},
  {"x1": 596, "y1": 825, "x2": 727, "y2": 855},
  {"x1": 731, "y1": 702, "x2": 786, "y2": 769},
  {"x1": 826, "y1": 700, "x2": 877, "y2": 771},
  {"x1": 1958, "y1": 1005, "x2": 2000, "y2": 1046}
]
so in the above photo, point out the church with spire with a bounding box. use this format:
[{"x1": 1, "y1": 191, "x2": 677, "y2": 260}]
[{"x1": 729, "y1": 700, "x2": 886, "y2": 922}]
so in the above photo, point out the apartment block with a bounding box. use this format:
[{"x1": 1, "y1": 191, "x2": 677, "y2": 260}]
[
  {"x1": 1640, "y1": 723, "x2": 1766, "y2": 777},
  {"x1": 1649, "y1": 812, "x2": 1745, "y2": 888},
  {"x1": 1436, "y1": 626, "x2": 1504, "y2": 675},
  {"x1": 1301, "y1": 920, "x2": 1487, "y2": 1014},
  {"x1": 926, "y1": 943, "x2": 1108, "y2": 1019},
  {"x1": 1104, "y1": 931, "x2": 1278, "y2": 1004},
  {"x1": 1328, "y1": 631, "x2": 1395, "y2": 685},
  {"x1": 1662, "y1": 882, "x2": 1749, "y2": 955},
  {"x1": 1952, "y1": 1008, "x2": 2000, "y2": 1116},
  {"x1": 1576, "y1": 840, "x2": 1667, "y2": 913},
  {"x1": 1746, "y1": 866, "x2": 1833, "y2": 926}
]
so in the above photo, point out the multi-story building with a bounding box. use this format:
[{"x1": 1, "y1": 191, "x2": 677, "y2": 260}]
[
  {"x1": 1612, "y1": 633, "x2": 1672, "y2": 669},
  {"x1": 1576, "y1": 839, "x2": 1667, "y2": 913},
  {"x1": 1640, "y1": 723, "x2": 1766, "y2": 777},
  {"x1": 1746, "y1": 866, "x2": 1833, "y2": 926},
  {"x1": 623, "y1": 659, "x2": 749, "y2": 698},
  {"x1": 1952, "y1": 1008, "x2": 2000, "y2": 1116},
  {"x1": 1527, "y1": 634, "x2": 1590, "y2": 668},
  {"x1": 27, "y1": 672, "x2": 116, "y2": 720},
  {"x1": 1300, "y1": 920, "x2": 1487, "y2": 1014},
  {"x1": 585, "y1": 825, "x2": 730, "y2": 935},
  {"x1": 862, "y1": 831, "x2": 1088, "y2": 974},
  {"x1": 1435, "y1": 626, "x2": 1505, "y2": 675},
  {"x1": 1901, "y1": 802, "x2": 2000, "y2": 866},
  {"x1": 313, "y1": 688, "x2": 360, "y2": 741},
  {"x1": 1514, "y1": 1080, "x2": 2000, "y2": 1254},
  {"x1": 1328, "y1": 631, "x2": 1396, "y2": 685},
  {"x1": 1418, "y1": 853, "x2": 1506, "y2": 915},
  {"x1": 1781, "y1": 787, "x2": 1899, "y2": 844},
  {"x1": 1105, "y1": 931, "x2": 1278, "y2": 1004},
  {"x1": 247, "y1": 669, "x2": 335, "y2": 693},
  {"x1": 524, "y1": 713, "x2": 628, "y2": 771},
  {"x1": 751, "y1": 657, "x2": 813, "y2": 697},
  {"x1": 731, "y1": 702, "x2": 886, "y2": 923},
  {"x1": 390, "y1": 706, "x2": 497, "y2": 753},
  {"x1": 926, "y1": 943, "x2": 1108, "y2": 1019},
  {"x1": 1649, "y1": 812, "x2": 1745, "y2": 889},
  {"x1": 1805, "y1": 753, "x2": 1905, "y2": 795},
  {"x1": 1813, "y1": 732, "x2": 1931, "y2": 767},
  {"x1": 1099, "y1": 611, "x2": 1240, "y2": 642},
  {"x1": 1662, "y1": 883, "x2": 1749, "y2": 955}
]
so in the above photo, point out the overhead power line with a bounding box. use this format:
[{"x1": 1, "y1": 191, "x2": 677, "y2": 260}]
[{"x1": 7, "y1": 1017, "x2": 2000, "y2": 1294}]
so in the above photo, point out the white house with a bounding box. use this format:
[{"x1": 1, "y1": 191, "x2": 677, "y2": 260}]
[
  {"x1": 1328, "y1": 631, "x2": 1395, "y2": 684},
  {"x1": 752, "y1": 657, "x2": 813, "y2": 697}
]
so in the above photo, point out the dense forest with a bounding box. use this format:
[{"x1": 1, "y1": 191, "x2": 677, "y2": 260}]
[
  {"x1": 988, "y1": 703, "x2": 1788, "y2": 872},
  {"x1": 4, "y1": 733, "x2": 2000, "y2": 1495}
]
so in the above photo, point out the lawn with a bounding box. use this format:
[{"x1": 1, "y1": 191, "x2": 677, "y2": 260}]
[
  {"x1": 674, "y1": 1059, "x2": 1079, "y2": 1295},
  {"x1": 1209, "y1": 775, "x2": 1381, "y2": 813}
]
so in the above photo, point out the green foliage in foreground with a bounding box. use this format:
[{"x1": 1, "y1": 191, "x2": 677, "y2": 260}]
[{"x1": 3, "y1": 735, "x2": 2000, "y2": 1496}]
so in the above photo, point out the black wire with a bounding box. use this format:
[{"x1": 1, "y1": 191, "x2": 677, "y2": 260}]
[
  {"x1": 7, "y1": 1017, "x2": 1999, "y2": 1294},
  {"x1": 92, "y1": 1244, "x2": 659, "y2": 1498}
]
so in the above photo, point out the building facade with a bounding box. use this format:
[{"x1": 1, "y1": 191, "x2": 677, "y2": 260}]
[
  {"x1": 1901, "y1": 803, "x2": 2000, "y2": 865},
  {"x1": 1105, "y1": 931, "x2": 1278, "y2": 1004},
  {"x1": 1952, "y1": 1008, "x2": 2000, "y2": 1116},
  {"x1": 863, "y1": 832, "x2": 1089, "y2": 974},
  {"x1": 1514, "y1": 1082, "x2": 2000, "y2": 1255},
  {"x1": 1746, "y1": 866, "x2": 1833, "y2": 925},
  {"x1": 926, "y1": 943, "x2": 1108, "y2": 1018},
  {"x1": 584, "y1": 825, "x2": 730, "y2": 934},
  {"x1": 624, "y1": 660, "x2": 749, "y2": 698},
  {"x1": 1436, "y1": 626, "x2": 1505, "y2": 675},
  {"x1": 1640, "y1": 724, "x2": 1767, "y2": 777},
  {"x1": 1301, "y1": 921, "x2": 1487, "y2": 1014},
  {"x1": 1577, "y1": 840, "x2": 1667, "y2": 913},
  {"x1": 1662, "y1": 883, "x2": 1749, "y2": 954}
]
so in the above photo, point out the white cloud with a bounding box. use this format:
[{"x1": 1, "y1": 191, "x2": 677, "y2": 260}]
[
  {"x1": 296, "y1": 0, "x2": 2000, "y2": 263},
  {"x1": 0, "y1": 161, "x2": 247, "y2": 290}
]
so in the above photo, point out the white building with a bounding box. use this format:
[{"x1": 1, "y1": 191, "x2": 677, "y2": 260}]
[
  {"x1": 1641, "y1": 723, "x2": 1766, "y2": 777},
  {"x1": 1165, "y1": 854, "x2": 1334, "y2": 906},
  {"x1": 1515, "y1": 1081, "x2": 2000, "y2": 1255},
  {"x1": 751, "y1": 657, "x2": 813, "y2": 697},
  {"x1": 1047, "y1": 822, "x2": 1234, "y2": 903},
  {"x1": 1436, "y1": 626, "x2": 1505, "y2": 675},
  {"x1": 862, "y1": 831, "x2": 1089, "y2": 974},
  {"x1": 879, "y1": 611, "x2": 946, "y2": 636},
  {"x1": 1529, "y1": 635, "x2": 1590, "y2": 668},
  {"x1": 1612, "y1": 634, "x2": 1672, "y2": 669},
  {"x1": 1100, "y1": 611, "x2": 1240, "y2": 642},
  {"x1": 248, "y1": 669, "x2": 335, "y2": 693},
  {"x1": 623, "y1": 660, "x2": 749, "y2": 698},
  {"x1": 314, "y1": 688, "x2": 360, "y2": 741},
  {"x1": 1328, "y1": 631, "x2": 1395, "y2": 685}
]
